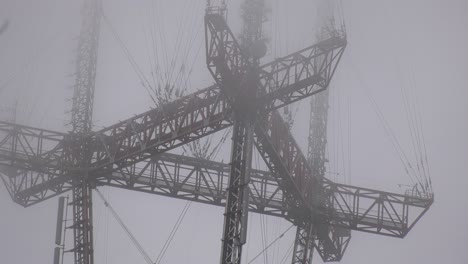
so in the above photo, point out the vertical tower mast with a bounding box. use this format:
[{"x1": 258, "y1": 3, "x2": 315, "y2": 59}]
[
  {"x1": 69, "y1": 0, "x2": 101, "y2": 263},
  {"x1": 292, "y1": 1, "x2": 344, "y2": 263},
  {"x1": 290, "y1": 58, "x2": 332, "y2": 264},
  {"x1": 71, "y1": 0, "x2": 101, "y2": 133},
  {"x1": 218, "y1": 1, "x2": 266, "y2": 263}
]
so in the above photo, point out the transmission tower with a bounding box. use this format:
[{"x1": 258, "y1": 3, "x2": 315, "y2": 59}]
[{"x1": 0, "y1": 1, "x2": 433, "y2": 264}]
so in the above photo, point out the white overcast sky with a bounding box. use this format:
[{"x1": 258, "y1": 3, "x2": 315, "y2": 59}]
[{"x1": 1, "y1": 0, "x2": 467, "y2": 263}]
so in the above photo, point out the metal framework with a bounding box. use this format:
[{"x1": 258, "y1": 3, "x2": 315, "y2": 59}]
[
  {"x1": 306, "y1": 89, "x2": 350, "y2": 262},
  {"x1": 292, "y1": 223, "x2": 314, "y2": 264},
  {"x1": 0, "y1": 123, "x2": 433, "y2": 260},
  {"x1": 68, "y1": 0, "x2": 101, "y2": 263},
  {"x1": 0, "y1": 1, "x2": 433, "y2": 264}
]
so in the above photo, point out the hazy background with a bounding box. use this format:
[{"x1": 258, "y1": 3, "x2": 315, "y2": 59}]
[{"x1": 1, "y1": 0, "x2": 467, "y2": 263}]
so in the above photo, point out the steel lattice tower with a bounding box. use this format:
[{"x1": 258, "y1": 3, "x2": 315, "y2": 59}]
[
  {"x1": 68, "y1": 0, "x2": 101, "y2": 263},
  {"x1": 0, "y1": 1, "x2": 433, "y2": 264}
]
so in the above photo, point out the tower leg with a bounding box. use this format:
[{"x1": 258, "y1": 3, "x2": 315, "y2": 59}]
[
  {"x1": 71, "y1": 178, "x2": 94, "y2": 264},
  {"x1": 68, "y1": 0, "x2": 101, "y2": 259},
  {"x1": 220, "y1": 118, "x2": 254, "y2": 264},
  {"x1": 291, "y1": 223, "x2": 314, "y2": 264}
]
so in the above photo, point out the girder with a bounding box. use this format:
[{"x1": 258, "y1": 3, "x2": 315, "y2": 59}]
[
  {"x1": 99, "y1": 153, "x2": 431, "y2": 238},
  {"x1": 0, "y1": 121, "x2": 68, "y2": 172},
  {"x1": 2, "y1": 147, "x2": 432, "y2": 239},
  {"x1": 254, "y1": 111, "x2": 316, "y2": 214},
  {"x1": 322, "y1": 181, "x2": 433, "y2": 237},
  {"x1": 89, "y1": 85, "x2": 233, "y2": 171},
  {"x1": 0, "y1": 168, "x2": 73, "y2": 206},
  {"x1": 255, "y1": 109, "x2": 350, "y2": 262},
  {"x1": 0, "y1": 121, "x2": 72, "y2": 205},
  {"x1": 258, "y1": 36, "x2": 346, "y2": 111},
  {"x1": 96, "y1": 152, "x2": 287, "y2": 217}
]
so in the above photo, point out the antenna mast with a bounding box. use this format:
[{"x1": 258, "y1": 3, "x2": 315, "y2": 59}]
[{"x1": 68, "y1": 0, "x2": 101, "y2": 263}]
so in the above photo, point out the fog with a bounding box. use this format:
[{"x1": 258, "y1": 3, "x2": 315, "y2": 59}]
[{"x1": 1, "y1": 0, "x2": 467, "y2": 263}]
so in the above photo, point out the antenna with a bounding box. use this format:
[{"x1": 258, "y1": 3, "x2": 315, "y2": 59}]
[{"x1": 54, "y1": 196, "x2": 68, "y2": 264}]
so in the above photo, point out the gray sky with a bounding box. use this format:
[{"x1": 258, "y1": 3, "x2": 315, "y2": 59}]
[{"x1": 1, "y1": 0, "x2": 467, "y2": 263}]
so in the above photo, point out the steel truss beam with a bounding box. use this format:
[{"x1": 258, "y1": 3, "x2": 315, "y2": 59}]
[
  {"x1": 99, "y1": 153, "x2": 430, "y2": 238},
  {"x1": 0, "y1": 122, "x2": 68, "y2": 172},
  {"x1": 321, "y1": 181, "x2": 433, "y2": 237},
  {"x1": 2, "y1": 146, "x2": 432, "y2": 239},
  {"x1": 258, "y1": 36, "x2": 346, "y2": 111},
  {"x1": 254, "y1": 111, "x2": 316, "y2": 215},
  {"x1": 97, "y1": 152, "x2": 287, "y2": 217},
  {"x1": 254, "y1": 109, "x2": 350, "y2": 262},
  {"x1": 89, "y1": 85, "x2": 233, "y2": 171},
  {"x1": 99, "y1": 153, "x2": 431, "y2": 239},
  {"x1": 0, "y1": 122, "x2": 72, "y2": 205}
]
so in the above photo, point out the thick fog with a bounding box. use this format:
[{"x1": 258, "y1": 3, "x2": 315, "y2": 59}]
[{"x1": 1, "y1": 0, "x2": 467, "y2": 263}]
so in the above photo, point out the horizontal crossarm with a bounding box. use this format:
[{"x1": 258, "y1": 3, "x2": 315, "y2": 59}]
[
  {"x1": 95, "y1": 152, "x2": 288, "y2": 217},
  {"x1": 1, "y1": 144, "x2": 433, "y2": 238},
  {"x1": 205, "y1": 11, "x2": 346, "y2": 113},
  {"x1": 91, "y1": 153, "x2": 433, "y2": 238},
  {"x1": 0, "y1": 121, "x2": 68, "y2": 171},
  {"x1": 89, "y1": 85, "x2": 232, "y2": 171},
  {"x1": 0, "y1": 107, "x2": 432, "y2": 238},
  {"x1": 321, "y1": 180, "x2": 433, "y2": 238},
  {"x1": 259, "y1": 36, "x2": 346, "y2": 111},
  {"x1": 0, "y1": 168, "x2": 73, "y2": 206},
  {"x1": 0, "y1": 82, "x2": 340, "y2": 208},
  {"x1": 0, "y1": 121, "x2": 73, "y2": 206}
]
